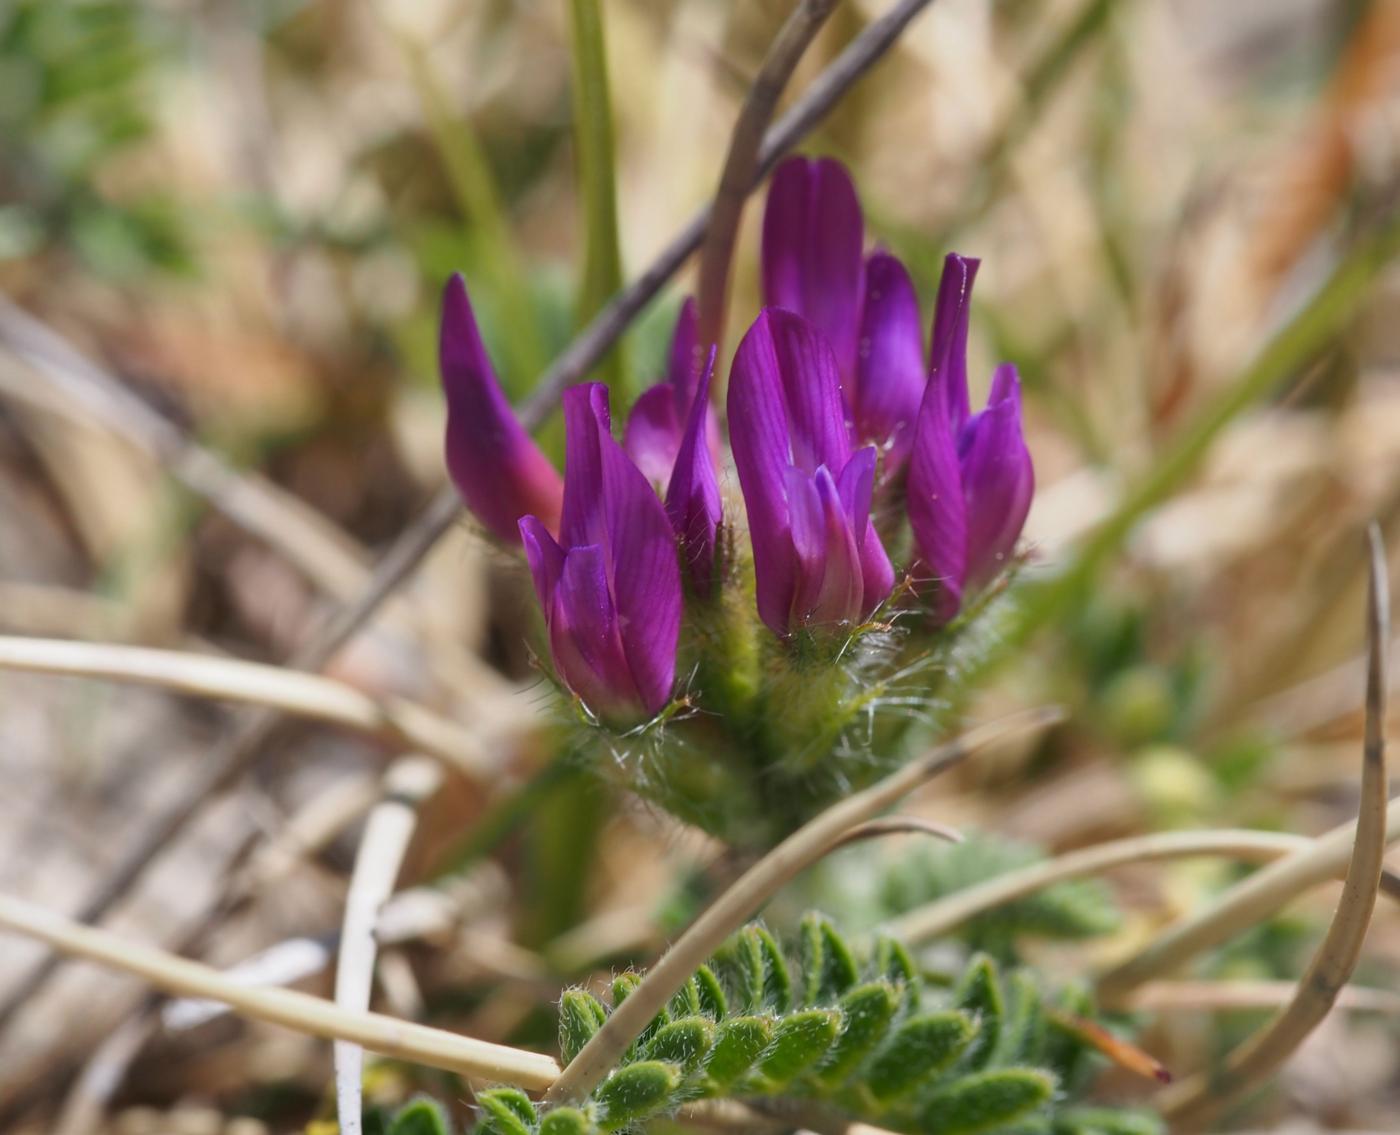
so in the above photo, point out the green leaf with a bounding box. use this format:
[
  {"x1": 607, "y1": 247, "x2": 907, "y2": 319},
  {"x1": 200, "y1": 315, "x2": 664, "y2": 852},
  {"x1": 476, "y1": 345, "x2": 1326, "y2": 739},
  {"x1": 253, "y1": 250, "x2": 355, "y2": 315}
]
[
  {"x1": 645, "y1": 1016, "x2": 716, "y2": 1073},
  {"x1": 754, "y1": 926, "x2": 792, "y2": 1013},
  {"x1": 757, "y1": 1009, "x2": 841, "y2": 1087},
  {"x1": 873, "y1": 933, "x2": 918, "y2": 991},
  {"x1": 921, "y1": 1068, "x2": 1056, "y2": 1135},
  {"x1": 799, "y1": 913, "x2": 825, "y2": 1008},
  {"x1": 719, "y1": 928, "x2": 766, "y2": 1013},
  {"x1": 954, "y1": 955, "x2": 1005, "y2": 1070},
  {"x1": 799, "y1": 913, "x2": 859, "y2": 1007},
  {"x1": 694, "y1": 964, "x2": 728, "y2": 1019},
  {"x1": 1053, "y1": 1107, "x2": 1165, "y2": 1135},
  {"x1": 816, "y1": 981, "x2": 899, "y2": 1087},
  {"x1": 594, "y1": 1060, "x2": 681, "y2": 1131},
  {"x1": 705, "y1": 1016, "x2": 772, "y2": 1087},
  {"x1": 669, "y1": 975, "x2": 703, "y2": 1019},
  {"x1": 476, "y1": 1089, "x2": 536, "y2": 1135},
  {"x1": 990, "y1": 972, "x2": 1047, "y2": 1067},
  {"x1": 565, "y1": 0, "x2": 626, "y2": 395},
  {"x1": 611, "y1": 972, "x2": 641, "y2": 1006},
  {"x1": 538, "y1": 1108, "x2": 593, "y2": 1135},
  {"x1": 560, "y1": 989, "x2": 608, "y2": 1064},
  {"x1": 610, "y1": 971, "x2": 666, "y2": 1054},
  {"x1": 866, "y1": 1012, "x2": 975, "y2": 1100},
  {"x1": 391, "y1": 1097, "x2": 452, "y2": 1135}
]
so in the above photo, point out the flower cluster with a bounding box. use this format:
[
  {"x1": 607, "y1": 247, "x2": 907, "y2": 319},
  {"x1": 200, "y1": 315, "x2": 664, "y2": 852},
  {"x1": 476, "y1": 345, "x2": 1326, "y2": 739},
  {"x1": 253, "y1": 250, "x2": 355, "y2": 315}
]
[{"x1": 441, "y1": 157, "x2": 1032, "y2": 728}]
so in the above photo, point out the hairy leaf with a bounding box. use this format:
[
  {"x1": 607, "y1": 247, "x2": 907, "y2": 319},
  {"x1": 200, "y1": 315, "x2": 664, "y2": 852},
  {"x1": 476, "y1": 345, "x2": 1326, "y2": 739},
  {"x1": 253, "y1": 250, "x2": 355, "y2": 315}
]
[
  {"x1": 645, "y1": 1016, "x2": 716, "y2": 1073},
  {"x1": 705, "y1": 1015, "x2": 773, "y2": 1087},
  {"x1": 595, "y1": 1061, "x2": 681, "y2": 1130},
  {"x1": 560, "y1": 989, "x2": 608, "y2": 1064},
  {"x1": 866, "y1": 1013, "x2": 975, "y2": 1100},
  {"x1": 758, "y1": 1009, "x2": 842, "y2": 1087},
  {"x1": 816, "y1": 981, "x2": 899, "y2": 1087},
  {"x1": 391, "y1": 1098, "x2": 452, "y2": 1135},
  {"x1": 477, "y1": 1089, "x2": 536, "y2": 1135},
  {"x1": 920, "y1": 1068, "x2": 1055, "y2": 1135}
]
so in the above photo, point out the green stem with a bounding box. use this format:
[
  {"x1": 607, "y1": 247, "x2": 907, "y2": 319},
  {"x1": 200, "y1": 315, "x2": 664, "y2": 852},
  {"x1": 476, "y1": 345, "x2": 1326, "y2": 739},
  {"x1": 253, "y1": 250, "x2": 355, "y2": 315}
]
[
  {"x1": 567, "y1": 0, "x2": 628, "y2": 396},
  {"x1": 393, "y1": 30, "x2": 544, "y2": 393}
]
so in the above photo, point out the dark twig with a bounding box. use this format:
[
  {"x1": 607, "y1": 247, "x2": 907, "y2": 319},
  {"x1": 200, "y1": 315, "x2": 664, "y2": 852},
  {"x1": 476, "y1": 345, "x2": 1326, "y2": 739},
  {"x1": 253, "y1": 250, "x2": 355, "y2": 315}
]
[
  {"x1": 518, "y1": 0, "x2": 937, "y2": 429},
  {"x1": 0, "y1": 0, "x2": 939, "y2": 1033},
  {"x1": 829, "y1": 815, "x2": 964, "y2": 850},
  {"x1": 695, "y1": 0, "x2": 841, "y2": 349}
]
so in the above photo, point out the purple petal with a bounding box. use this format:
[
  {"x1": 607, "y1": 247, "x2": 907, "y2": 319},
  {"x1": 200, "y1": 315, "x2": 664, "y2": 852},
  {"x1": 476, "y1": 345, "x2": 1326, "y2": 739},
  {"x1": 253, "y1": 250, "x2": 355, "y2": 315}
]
[
  {"x1": 597, "y1": 401, "x2": 682, "y2": 716},
  {"x1": 988, "y1": 359, "x2": 1019, "y2": 405},
  {"x1": 730, "y1": 309, "x2": 860, "y2": 636},
  {"x1": 961, "y1": 364, "x2": 1034, "y2": 589},
  {"x1": 728, "y1": 313, "x2": 800, "y2": 635},
  {"x1": 666, "y1": 348, "x2": 723, "y2": 595},
  {"x1": 560, "y1": 383, "x2": 613, "y2": 549},
  {"x1": 667, "y1": 297, "x2": 701, "y2": 411},
  {"x1": 520, "y1": 515, "x2": 565, "y2": 609},
  {"x1": 764, "y1": 308, "x2": 852, "y2": 473},
  {"x1": 855, "y1": 251, "x2": 925, "y2": 469},
  {"x1": 727, "y1": 311, "x2": 792, "y2": 504},
  {"x1": 761, "y1": 157, "x2": 865, "y2": 386},
  {"x1": 623, "y1": 384, "x2": 682, "y2": 491},
  {"x1": 548, "y1": 545, "x2": 644, "y2": 720},
  {"x1": 907, "y1": 370, "x2": 968, "y2": 622},
  {"x1": 784, "y1": 465, "x2": 862, "y2": 629},
  {"x1": 928, "y1": 253, "x2": 980, "y2": 433},
  {"x1": 838, "y1": 447, "x2": 895, "y2": 618},
  {"x1": 441, "y1": 275, "x2": 563, "y2": 544}
]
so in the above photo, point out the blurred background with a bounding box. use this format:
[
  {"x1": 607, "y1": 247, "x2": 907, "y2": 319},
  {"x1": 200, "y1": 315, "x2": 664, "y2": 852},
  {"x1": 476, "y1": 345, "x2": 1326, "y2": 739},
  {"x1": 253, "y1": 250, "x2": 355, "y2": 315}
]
[{"x1": 2, "y1": 0, "x2": 1400, "y2": 1131}]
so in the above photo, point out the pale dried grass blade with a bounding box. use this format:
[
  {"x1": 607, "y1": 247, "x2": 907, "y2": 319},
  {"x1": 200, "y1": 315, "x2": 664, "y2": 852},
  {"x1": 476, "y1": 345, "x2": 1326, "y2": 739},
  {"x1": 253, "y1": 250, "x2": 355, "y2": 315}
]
[
  {"x1": 336, "y1": 757, "x2": 443, "y2": 1135},
  {"x1": 1155, "y1": 524, "x2": 1390, "y2": 1127},
  {"x1": 0, "y1": 635, "x2": 496, "y2": 778},
  {"x1": 886, "y1": 830, "x2": 1312, "y2": 946},
  {"x1": 1119, "y1": 979, "x2": 1400, "y2": 1016},
  {"x1": 0, "y1": 891, "x2": 561, "y2": 1088}
]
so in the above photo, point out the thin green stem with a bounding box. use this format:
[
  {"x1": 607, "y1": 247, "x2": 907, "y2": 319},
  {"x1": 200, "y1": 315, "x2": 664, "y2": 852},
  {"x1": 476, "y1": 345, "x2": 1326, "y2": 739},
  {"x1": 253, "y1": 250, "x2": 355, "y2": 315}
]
[
  {"x1": 567, "y1": 0, "x2": 628, "y2": 394},
  {"x1": 392, "y1": 28, "x2": 544, "y2": 391}
]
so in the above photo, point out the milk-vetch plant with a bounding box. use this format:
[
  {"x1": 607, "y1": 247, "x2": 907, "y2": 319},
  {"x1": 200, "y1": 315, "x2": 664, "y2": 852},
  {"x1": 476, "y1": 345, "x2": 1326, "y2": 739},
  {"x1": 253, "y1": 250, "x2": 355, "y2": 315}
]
[
  {"x1": 412, "y1": 154, "x2": 1170, "y2": 1135},
  {"x1": 453, "y1": 915, "x2": 1154, "y2": 1135},
  {"x1": 442, "y1": 157, "x2": 1035, "y2": 846}
]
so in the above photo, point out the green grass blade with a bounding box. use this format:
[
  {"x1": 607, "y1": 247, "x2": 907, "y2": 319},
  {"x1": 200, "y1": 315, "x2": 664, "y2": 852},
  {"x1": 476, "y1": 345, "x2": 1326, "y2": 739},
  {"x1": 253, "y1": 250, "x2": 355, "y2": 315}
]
[
  {"x1": 567, "y1": 0, "x2": 628, "y2": 396},
  {"x1": 964, "y1": 211, "x2": 1400, "y2": 690},
  {"x1": 395, "y1": 30, "x2": 544, "y2": 393}
]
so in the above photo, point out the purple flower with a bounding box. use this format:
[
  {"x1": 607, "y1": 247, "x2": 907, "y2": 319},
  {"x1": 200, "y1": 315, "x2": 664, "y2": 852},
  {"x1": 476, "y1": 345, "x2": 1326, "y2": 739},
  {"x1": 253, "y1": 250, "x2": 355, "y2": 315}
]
[
  {"x1": 762, "y1": 157, "x2": 864, "y2": 397},
  {"x1": 519, "y1": 384, "x2": 682, "y2": 721},
  {"x1": 665, "y1": 347, "x2": 722, "y2": 596},
  {"x1": 619, "y1": 299, "x2": 722, "y2": 594},
  {"x1": 961, "y1": 364, "x2": 1034, "y2": 587},
  {"x1": 441, "y1": 274, "x2": 563, "y2": 544},
  {"x1": 855, "y1": 250, "x2": 926, "y2": 468},
  {"x1": 908, "y1": 255, "x2": 1033, "y2": 621},
  {"x1": 728, "y1": 308, "x2": 895, "y2": 637},
  {"x1": 624, "y1": 298, "x2": 704, "y2": 490},
  {"x1": 761, "y1": 157, "x2": 926, "y2": 467}
]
